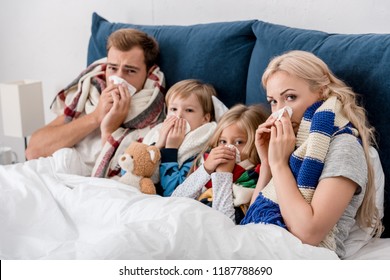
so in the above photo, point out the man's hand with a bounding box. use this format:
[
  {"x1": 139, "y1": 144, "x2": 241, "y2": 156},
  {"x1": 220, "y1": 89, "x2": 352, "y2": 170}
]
[
  {"x1": 91, "y1": 84, "x2": 117, "y2": 124},
  {"x1": 100, "y1": 84, "x2": 131, "y2": 144}
]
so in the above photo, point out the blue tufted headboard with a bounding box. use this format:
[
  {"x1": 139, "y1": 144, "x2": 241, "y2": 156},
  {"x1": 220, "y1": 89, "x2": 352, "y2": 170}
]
[{"x1": 87, "y1": 13, "x2": 256, "y2": 108}]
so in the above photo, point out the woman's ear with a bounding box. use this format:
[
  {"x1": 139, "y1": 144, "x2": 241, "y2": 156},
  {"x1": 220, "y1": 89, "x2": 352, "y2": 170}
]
[{"x1": 319, "y1": 86, "x2": 327, "y2": 100}]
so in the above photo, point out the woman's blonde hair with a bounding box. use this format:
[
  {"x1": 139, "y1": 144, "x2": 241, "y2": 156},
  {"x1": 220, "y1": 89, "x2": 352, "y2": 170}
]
[
  {"x1": 262, "y1": 50, "x2": 383, "y2": 236},
  {"x1": 165, "y1": 79, "x2": 217, "y2": 121},
  {"x1": 189, "y1": 104, "x2": 269, "y2": 174}
]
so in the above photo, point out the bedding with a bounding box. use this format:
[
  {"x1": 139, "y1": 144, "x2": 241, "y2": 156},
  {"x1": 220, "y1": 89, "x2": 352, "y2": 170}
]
[
  {"x1": 0, "y1": 150, "x2": 337, "y2": 259},
  {"x1": 1, "y1": 12, "x2": 390, "y2": 260}
]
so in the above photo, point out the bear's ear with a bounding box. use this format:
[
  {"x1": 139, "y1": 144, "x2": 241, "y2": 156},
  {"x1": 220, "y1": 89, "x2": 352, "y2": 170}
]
[
  {"x1": 148, "y1": 150, "x2": 157, "y2": 163},
  {"x1": 147, "y1": 146, "x2": 161, "y2": 163}
]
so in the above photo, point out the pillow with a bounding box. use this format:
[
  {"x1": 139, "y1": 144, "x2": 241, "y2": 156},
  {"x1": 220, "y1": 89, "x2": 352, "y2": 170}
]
[
  {"x1": 87, "y1": 13, "x2": 256, "y2": 108},
  {"x1": 246, "y1": 21, "x2": 390, "y2": 237},
  {"x1": 343, "y1": 147, "x2": 385, "y2": 258}
]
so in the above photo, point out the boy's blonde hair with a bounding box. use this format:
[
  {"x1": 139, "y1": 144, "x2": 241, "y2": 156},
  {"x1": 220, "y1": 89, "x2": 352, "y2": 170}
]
[
  {"x1": 190, "y1": 104, "x2": 269, "y2": 174},
  {"x1": 165, "y1": 79, "x2": 217, "y2": 121},
  {"x1": 262, "y1": 50, "x2": 383, "y2": 236}
]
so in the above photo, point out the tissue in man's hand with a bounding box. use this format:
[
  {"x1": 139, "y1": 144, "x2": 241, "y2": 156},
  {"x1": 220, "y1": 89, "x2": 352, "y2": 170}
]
[
  {"x1": 109, "y1": 75, "x2": 137, "y2": 96},
  {"x1": 271, "y1": 106, "x2": 293, "y2": 120},
  {"x1": 226, "y1": 144, "x2": 241, "y2": 163},
  {"x1": 167, "y1": 112, "x2": 191, "y2": 134}
]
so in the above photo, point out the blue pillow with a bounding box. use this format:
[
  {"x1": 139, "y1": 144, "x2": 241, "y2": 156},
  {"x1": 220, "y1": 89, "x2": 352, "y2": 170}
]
[
  {"x1": 88, "y1": 13, "x2": 256, "y2": 108},
  {"x1": 246, "y1": 20, "x2": 390, "y2": 237}
]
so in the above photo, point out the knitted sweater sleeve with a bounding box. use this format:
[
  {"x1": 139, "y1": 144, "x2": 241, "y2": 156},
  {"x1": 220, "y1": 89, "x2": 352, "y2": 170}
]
[
  {"x1": 171, "y1": 165, "x2": 211, "y2": 199},
  {"x1": 211, "y1": 172, "x2": 236, "y2": 223}
]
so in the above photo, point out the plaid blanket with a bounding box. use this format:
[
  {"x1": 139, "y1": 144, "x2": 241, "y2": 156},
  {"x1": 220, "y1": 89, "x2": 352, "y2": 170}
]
[{"x1": 51, "y1": 58, "x2": 166, "y2": 178}]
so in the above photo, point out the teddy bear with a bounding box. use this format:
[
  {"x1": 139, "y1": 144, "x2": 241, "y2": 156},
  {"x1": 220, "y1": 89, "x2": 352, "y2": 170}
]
[{"x1": 118, "y1": 141, "x2": 161, "y2": 195}]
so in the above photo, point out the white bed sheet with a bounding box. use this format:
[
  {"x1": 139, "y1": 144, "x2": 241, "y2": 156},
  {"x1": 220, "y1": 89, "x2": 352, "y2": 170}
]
[
  {"x1": 345, "y1": 238, "x2": 390, "y2": 260},
  {"x1": 0, "y1": 149, "x2": 388, "y2": 260}
]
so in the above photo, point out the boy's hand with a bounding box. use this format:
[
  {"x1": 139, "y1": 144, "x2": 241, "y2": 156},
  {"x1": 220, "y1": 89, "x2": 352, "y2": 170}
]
[
  {"x1": 155, "y1": 115, "x2": 177, "y2": 149},
  {"x1": 165, "y1": 118, "x2": 186, "y2": 149}
]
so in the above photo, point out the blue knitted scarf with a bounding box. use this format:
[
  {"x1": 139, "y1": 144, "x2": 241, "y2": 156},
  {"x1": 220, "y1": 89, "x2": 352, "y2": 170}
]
[{"x1": 241, "y1": 96, "x2": 359, "y2": 229}]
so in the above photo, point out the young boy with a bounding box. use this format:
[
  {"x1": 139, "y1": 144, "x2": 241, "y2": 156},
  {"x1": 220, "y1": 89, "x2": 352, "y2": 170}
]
[{"x1": 143, "y1": 79, "x2": 227, "y2": 196}]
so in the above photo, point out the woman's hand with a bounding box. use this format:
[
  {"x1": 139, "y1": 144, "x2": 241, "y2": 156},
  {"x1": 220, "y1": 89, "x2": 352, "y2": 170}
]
[
  {"x1": 268, "y1": 113, "x2": 296, "y2": 169},
  {"x1": 165, "y1": 118, "x2": 186, "y2": 149},
  {"x1": 155, "y1": 115, "x2": 177, "y2": 149},
  {"x1": 254, "y1": 114, "x2": 276, "y2": 166},
  {"x1": 203, "y1": 145, "x2": 235, "y2": 174},
  {"x1": 100, "y1": 84, "x2": 131, "y2": 144}
]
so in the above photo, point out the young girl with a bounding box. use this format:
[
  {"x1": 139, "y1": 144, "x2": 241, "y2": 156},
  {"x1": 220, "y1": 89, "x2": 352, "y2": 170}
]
[
  {"x1": 240, "y1": 50, "x2": 383, "y2": 258},
  {"x1": 171, "y1": 104, "x2": 269, "y2": 224},
  {"x1": 143, "y1": 79, "x2": 228, "y2": 196}
]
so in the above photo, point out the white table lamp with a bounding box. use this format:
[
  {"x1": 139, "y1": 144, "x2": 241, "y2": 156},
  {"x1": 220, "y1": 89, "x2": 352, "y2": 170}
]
[{"x1": 0, "y1": 80, "x2": 45, "y2": 149}]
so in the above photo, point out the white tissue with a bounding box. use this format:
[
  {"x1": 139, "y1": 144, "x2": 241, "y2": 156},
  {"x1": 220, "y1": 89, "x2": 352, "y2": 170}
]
[
  {"x1": 108, "y1": 75, "x2": 137, "y2": 96},
  {"x1": 226, "y1": 144, "x2": 241, "y2": 163},
  {"x1": 182, "y1": 119, "x2": 191, "y2": 134},
  {"x1": 167, "y1": 112, "x2": 191, "y2": 134},
  {"x1": 271, "y1": 106, "x2": 293, "y2": 121}
]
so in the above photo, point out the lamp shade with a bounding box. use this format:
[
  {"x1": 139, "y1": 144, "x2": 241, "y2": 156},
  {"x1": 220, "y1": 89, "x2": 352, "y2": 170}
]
[{"x1": 0, "y1": 80, "x2": 45, "y2": 138}]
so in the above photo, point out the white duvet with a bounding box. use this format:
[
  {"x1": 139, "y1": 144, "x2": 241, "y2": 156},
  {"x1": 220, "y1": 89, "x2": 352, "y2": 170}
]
[{"x1": 0, "y1": 149, "x2": 340, "y2": 259}]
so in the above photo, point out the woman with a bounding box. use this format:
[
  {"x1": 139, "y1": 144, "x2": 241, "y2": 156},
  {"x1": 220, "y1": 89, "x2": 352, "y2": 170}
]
[{"x1": 241, "y1": 50, "x2": 383, "y2": 258}]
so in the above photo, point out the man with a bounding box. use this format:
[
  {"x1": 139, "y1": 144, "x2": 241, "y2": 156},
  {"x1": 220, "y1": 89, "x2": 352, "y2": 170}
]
[{"x1": 26, "y1": 29, "x2": 165, "y2": 176}]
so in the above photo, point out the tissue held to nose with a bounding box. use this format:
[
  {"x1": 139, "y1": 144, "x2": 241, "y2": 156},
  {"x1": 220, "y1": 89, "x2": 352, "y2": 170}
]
[
  {"x1": 271, "y1": 106, "x2": 293, "y2": 120},
  {"x1": 226, "y1": 144, "x2": 241, "y2": 163},
  {"x1": 167, "y1": 111, "x2": 191, "y2": 134},
  {"x1": 109, "y1": 75, "x2": 137, "y2": 96}
]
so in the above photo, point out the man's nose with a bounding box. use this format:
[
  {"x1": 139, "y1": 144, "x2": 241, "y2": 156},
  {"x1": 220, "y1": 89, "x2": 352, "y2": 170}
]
[{"x1": 116, "y1": 70, "x2": 125, "y2": 79}]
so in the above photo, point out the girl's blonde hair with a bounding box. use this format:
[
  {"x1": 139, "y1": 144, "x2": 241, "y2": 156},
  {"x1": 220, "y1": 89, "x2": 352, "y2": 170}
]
[
  {"x1": 165, "y1": 79, "x2": 217, "y2": 121},
  {"x1": 190, "y1": 104, "x2": 269, "y2": 174},
  {"x1": 262, "y1": 50, "x2": 383, "y2": 236}
]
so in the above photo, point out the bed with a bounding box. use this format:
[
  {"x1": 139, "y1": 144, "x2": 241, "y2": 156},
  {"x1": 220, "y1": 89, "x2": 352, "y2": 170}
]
[{"x1": 1, "y1": 12, "x2": 390, "y2": 260}]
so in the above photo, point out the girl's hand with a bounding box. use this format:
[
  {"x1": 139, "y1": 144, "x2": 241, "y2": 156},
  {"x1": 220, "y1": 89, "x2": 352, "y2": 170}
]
[
  {"x1": 203, "y1": 145, "x2": 235, "y2": 174},
  {"x1": 165, "y1": 118, "x2": 186, "y2": 149},
  {"x1": 100, "y1": 84, "x2": 131, "y2": 144},
  {"x1": 215, "y1": 145, "x2": 236, "y2": 173},
  {"x1": 155, "y1": 115, "x2": 177, "y2": 148},
  {"x1": 268, "y1": 113, "x2": 296, "y2": 169}
]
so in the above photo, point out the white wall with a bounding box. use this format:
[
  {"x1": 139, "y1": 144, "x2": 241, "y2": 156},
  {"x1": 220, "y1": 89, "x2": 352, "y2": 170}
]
[{"x1": 1, "y1": 0, "x2": 390, "y2": 161}]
